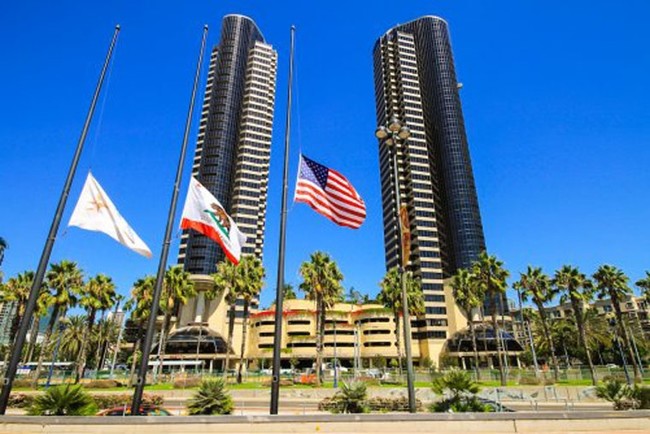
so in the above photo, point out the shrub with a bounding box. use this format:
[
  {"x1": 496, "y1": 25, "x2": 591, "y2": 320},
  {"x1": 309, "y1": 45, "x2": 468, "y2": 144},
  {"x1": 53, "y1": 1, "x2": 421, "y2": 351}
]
[
  {"x1": 90, "y1": 393, "x2": 163, "y2": 409},
  {"x1": 84, "y1": 379, "x2": 123, "y2": 389},
  {"x1": 430, "y1": 369, "x2": 488, "y2": 413},
  {"x1": 518, "y1": 376, "x2": 541, "y2": 385},
  {"x1": 261, "y1": 378, "x2": 293, "y2": 387},
  {"x1": 596, "y1": 379, "x2": 634, "y2": 410},
  {"x1": 320, "y1": 382, "x2": 368, "y2": 414},
  {"x1": 27, "y1": 385, "x2": 97, "y2": 416},
  {"x1": 8, "y1": 393, "x2": 36, "y2": 408},
  {"x1": 429, "y1": 396, "x2": 491, "y2": 413},
  {"x1": 366, "y1": 396, "x2": 423, "y2": 412},
  {"x1": 631, "y1": 385, "x2": 650, "y2": 409},
  {"x1": 12, "y1": 379, "x2": 36, "y2": 389},
  {"x1": 187, "y1": 379, "x2": 234, "y2": 415},
  {"x1": 173, "y1": 376, "x2": 203, "y2": 389}
]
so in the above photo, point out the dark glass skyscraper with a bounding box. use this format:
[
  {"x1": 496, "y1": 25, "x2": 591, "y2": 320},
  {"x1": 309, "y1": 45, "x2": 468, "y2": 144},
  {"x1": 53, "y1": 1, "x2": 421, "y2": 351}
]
[
  {"x1": 373, "y1": 16, "x2": 486, "y2": 346},
  {"x1": 178, "y1": 15, "x2": 278, "y2": 274}
]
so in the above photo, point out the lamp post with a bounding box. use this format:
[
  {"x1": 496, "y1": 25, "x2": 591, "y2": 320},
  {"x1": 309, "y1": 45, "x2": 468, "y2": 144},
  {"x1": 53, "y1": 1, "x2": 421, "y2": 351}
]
[
  {"x1": 375, "y1": 116, "x2": 416, "y2": 413},
  {"x1": 333, "y1": 320, "x2": 338, "y2": 388}
]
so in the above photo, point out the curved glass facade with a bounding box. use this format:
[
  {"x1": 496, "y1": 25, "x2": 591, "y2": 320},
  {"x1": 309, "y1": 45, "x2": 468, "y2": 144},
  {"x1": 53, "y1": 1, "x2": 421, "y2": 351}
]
[{"x1": 178, "y1": 15, "x2": 277, "y2": 274}]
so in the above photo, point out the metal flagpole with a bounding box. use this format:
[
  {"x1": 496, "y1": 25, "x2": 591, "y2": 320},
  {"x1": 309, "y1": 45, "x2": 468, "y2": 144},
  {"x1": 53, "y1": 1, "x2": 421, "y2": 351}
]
[
  {"x1": 130, "y1": 25, "x2": 208, "y2": 415},
  {"x1": 0, "y1": 25, "x2": 121, "y2": 414},
  {"x1": 270, "y1": 25, "x2": 296, "y2": 415}
]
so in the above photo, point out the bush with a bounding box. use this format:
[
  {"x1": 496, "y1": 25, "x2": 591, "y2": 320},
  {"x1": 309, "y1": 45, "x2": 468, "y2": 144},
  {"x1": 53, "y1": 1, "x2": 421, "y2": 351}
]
[
  {"x1": 596, "y1": 379, "x2": 634, "y2": 410},
  {"x1": 518, "y1": 376, "x2": 541, "y2": 385},
  {"x1": 261, "y1": 378, "x2": 293, "y2": 387},
  {"x1": 187, "y1": 379, "x2": 234, "y2": 415},
  {"x1": 27, "y1": 385, "x2": 97, "y2": 416},
  {"x1": 429, "y1": 396, "x2": 492, "y2": 413},
  {"x1": 90, "y1": 393, "x2": 163, "y2": 409},
  {"x1": 366, "y1": 396, "x2": 423, "y2": 412},
  {"x1": 173, "y1": 376, "x2": 203, "y2": 389},
  {"x1": 320, "y1": 382, "x2": 368, "y2": 414},
  {"x1": 8, "y1": 393, "x2": 36, "y2": 408},
  {"x1": 83, "y1": 379, "x2": 123, "y2": 389},
  {"x1": 631, "y1": 385, "x2": 650, "y2": 410},
  {"x1": 12, "y1": 379, "x2": 36, "y2": 389}
]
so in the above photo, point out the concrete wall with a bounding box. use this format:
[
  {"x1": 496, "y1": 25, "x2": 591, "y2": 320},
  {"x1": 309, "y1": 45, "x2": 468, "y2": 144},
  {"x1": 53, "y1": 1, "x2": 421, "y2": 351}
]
[{"x1": 2, "y1": 412, "x2": 650, "y2": 434}]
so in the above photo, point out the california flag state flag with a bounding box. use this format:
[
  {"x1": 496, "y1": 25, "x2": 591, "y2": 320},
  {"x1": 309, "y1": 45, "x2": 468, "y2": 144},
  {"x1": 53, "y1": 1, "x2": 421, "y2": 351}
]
[
  {"x1": 68, "y1": 173, "x2": 153, "y2": 258},
  {"x1": 180, "y1": 177, "x2": 246, "y2": 265}
]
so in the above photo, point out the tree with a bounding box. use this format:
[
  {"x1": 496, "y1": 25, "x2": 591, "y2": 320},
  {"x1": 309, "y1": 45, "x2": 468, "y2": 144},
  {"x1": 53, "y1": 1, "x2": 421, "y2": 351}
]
[
  {"x1": 378, "y1": 267, "x2": 424, "y2": 375},
  {"x1": 430, "y1": 368, "x2": 489, "y2": 413},
  {"x1": 75, "y1": 274, "x2": 116, "y2": 382},
  {"x1": 33, "y1": 260, "x2": 83, "y2": 386},
  {"x1": 125, "y1": 275, "x2": 154, "y2": 385},
  {"x1": 155, "y1": 265, "x2": 196, "y2": 376},
  {"x1": 236, "y1": 256, "x2": 265, "y2": 383},
  {"x1": 450, "y1": 268, "x2": 484, "y2": 380},
  {"x1": 593, "y1": 264, "x2": 640, "y2": 381},
  {"x1": 27, "y1": 384, "x2": 96, "y2": 416},
  {"x1": 346, "y1": 287, "x2": 362, "y2": 304},
  {"x1": 212, "y1": 260, "x2": 243, "y2": 378},
  {"x1": 1, "y1": 271, "x2": 35, "y2": 344},
  {"x1": 470, "y1": 251, "x2": 510, "y2": 386},
  {"x1": 513, "y1": 266, "x2": 560, "y2": 380},
  {"x1": 0, "y1": 237, "x2": 7, "y2": 269},
  {"x1": 59, "y1": 315, "x2": 87, "y2": 362},
  {"x1": 187, "y1": 378, "x2": 234, "y2": 415},
  {"x1": 636, "y1": 272, "x2": 650, "y2": 302},
  {"x1": 299, "y1": 251, "x2": 344, "y2": 386},
  {"x1": 553, "y1": 265, "x2": 597, "y2": 385},
  {"x1": 283, "y1": 284, "x2": 297, "y2": 300}
]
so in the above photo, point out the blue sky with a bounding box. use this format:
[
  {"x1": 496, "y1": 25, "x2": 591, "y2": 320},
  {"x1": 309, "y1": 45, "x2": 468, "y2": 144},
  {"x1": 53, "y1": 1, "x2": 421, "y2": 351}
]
[{"x1": 1, "y1": 0, "x2": 649, "y2": 309}]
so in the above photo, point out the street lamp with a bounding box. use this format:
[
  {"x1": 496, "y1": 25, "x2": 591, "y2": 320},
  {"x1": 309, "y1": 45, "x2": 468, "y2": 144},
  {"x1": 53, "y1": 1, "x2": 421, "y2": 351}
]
[{"x1": 375, "y1": 115, "x2": 416, "y2": 413}]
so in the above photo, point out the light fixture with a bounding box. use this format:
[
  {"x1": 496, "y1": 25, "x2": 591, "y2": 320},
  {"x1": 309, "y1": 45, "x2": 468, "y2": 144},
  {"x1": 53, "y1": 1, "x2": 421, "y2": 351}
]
[
  {"x1": 398, "y1": 126, "x2": 410, "y2": 140},
  {"x1": 388, "y1": 116, "x2": 401, "y2": 132},
  {"x1": 375, "y1": 126, "x2": 388, "y2": 139}
]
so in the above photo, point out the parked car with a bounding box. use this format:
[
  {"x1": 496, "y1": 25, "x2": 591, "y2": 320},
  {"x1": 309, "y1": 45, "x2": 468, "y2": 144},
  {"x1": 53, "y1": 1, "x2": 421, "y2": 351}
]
[{"x1": 97, "y1": 406, "x2": 172, "y2": 416}]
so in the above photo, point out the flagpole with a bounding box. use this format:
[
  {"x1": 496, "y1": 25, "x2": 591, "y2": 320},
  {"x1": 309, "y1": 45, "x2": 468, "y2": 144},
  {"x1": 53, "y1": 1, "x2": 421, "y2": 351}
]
[
  {"x1": 270, "y1": 25, "x2": 296, "y2": 415},
  {"x1": 130, "y1": 25, "x2": 208, "y2": 415},
  {"x1": 0, "y1": 25, "x2": 121, "y2": 415}
]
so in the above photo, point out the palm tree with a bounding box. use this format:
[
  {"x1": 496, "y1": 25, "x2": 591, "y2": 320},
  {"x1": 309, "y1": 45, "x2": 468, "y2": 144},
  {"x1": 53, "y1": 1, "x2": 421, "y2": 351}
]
[
  {"x1": 125, "y1": 275, "x2": 154, "y2": 385},
  {"x1": 24, "y1": 289, "x2": 52, "y2": 364},
  {"x1": 1, "y1": 271, "x2": 35, "y2": 344},
  {"x1": 59, "y1": 315, "x2": 87, "y2": 362},
  {"x1": 236, "y1": 256, "x2": 265, "y2": 383},
  {"x1": 212, "y1": 260, "x2": 243, "y2": 378},
  {"x1": 450, "y1": 268, "x2": 484, "y2": 380},
  {"x1": 75, "y1": 274, "x2": 116, "y2": 382},
  {"x1": 283, "y1": 284, "x2": 297, "y2": 300},
  {"x1": 513, "y1": 266, "x2": 560, "y2": 380},
  {"x1": 378, "y1": 267, "x2": 424, "y2": 374},
  {"x1": 635, "y1": 272, "x2": 650, "y2": 303},
  {"x1": 345, "y1": 287, "x2": 362, "y2": 304},
  {"x1": 92, "y1": 316, "x2": 121, "y2": 372},
  {"x1": 299, "y1": 251, "x2": 344, "y2": 386},
  {"x1": 155, "y1": 265, "x2": 195, "y2": 376},
  {"x1": 470, "y1": 251, "x2": 510, "y2": 386},
  {"x1": 553, "y1": 265, "x2": 597, "y2": 385},
  {"x1": 33, "y1": 260, "x2": 83, "y2": 385},
  {"x1": 187, "y1": 378, "x2": 234, "y2": 415},
  {"x1": 0, "y1": 237, "x2": 7, "y2": 270},
  {"x1": 593, "y1": 265, "x2": 640, "y2": 381}
]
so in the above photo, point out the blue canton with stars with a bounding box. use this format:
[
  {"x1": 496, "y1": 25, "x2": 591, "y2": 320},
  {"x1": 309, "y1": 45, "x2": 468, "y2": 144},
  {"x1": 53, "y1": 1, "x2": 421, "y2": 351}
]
[{"x1": 299, "y1": 155, "x2": 329, "y2": 188}]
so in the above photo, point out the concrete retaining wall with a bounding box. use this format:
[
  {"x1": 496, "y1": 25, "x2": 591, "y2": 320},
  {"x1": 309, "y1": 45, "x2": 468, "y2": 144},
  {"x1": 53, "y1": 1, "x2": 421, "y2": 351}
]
[{"x1": 1, "y1": 411, "x2": 649, "y2": 434}]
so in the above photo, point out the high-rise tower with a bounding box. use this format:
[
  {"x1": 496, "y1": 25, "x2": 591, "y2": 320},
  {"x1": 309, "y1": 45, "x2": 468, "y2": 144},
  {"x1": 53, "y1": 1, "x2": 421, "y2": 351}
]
[
  {"x1": 178, "y1": 15, "x2": 278, "y2": 274},
  {"x1": 373, "y1": 16, "x2": 486, "y2": 351}
]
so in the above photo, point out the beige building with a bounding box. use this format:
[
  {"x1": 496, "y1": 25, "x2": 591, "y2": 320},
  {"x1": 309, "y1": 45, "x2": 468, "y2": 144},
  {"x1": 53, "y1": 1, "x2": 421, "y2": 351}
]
[{"x1": 163, "y1": 276, "x2": 523, "y2": 372}]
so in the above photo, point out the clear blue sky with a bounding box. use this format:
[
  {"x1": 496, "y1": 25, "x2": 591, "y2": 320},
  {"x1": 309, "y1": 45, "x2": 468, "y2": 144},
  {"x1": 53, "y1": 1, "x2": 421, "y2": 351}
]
[{"x1": 1, "y1": 0, "x2": 649, "y2": 309}]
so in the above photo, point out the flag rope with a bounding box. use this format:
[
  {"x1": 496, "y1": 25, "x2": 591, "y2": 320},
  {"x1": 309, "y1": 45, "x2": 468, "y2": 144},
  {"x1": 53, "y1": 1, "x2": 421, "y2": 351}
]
[{"x1": 88, "y1": 45, "x2": 117, "y2": 170}]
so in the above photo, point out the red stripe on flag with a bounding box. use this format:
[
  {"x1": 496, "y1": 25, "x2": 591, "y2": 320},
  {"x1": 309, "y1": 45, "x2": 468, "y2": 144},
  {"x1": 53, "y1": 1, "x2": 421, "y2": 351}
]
[{"x1": 180, "y1": 218, "x2": 240, "y2": 265}]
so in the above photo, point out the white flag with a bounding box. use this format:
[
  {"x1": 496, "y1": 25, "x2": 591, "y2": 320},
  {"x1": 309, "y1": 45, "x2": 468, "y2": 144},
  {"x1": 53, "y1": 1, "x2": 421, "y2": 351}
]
[
  {"x1": 68, "y1": 173, "x2": 152, "y2": 258},
  {"x1": 180, "y1": 177, "x2": 246, "y2": 265}
]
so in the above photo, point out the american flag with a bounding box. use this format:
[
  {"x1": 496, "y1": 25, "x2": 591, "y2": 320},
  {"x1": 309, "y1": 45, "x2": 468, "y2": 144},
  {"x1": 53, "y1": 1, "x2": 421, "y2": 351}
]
[{"x1": 294, "y1": 154, "x2": 366, "y2": 229}]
